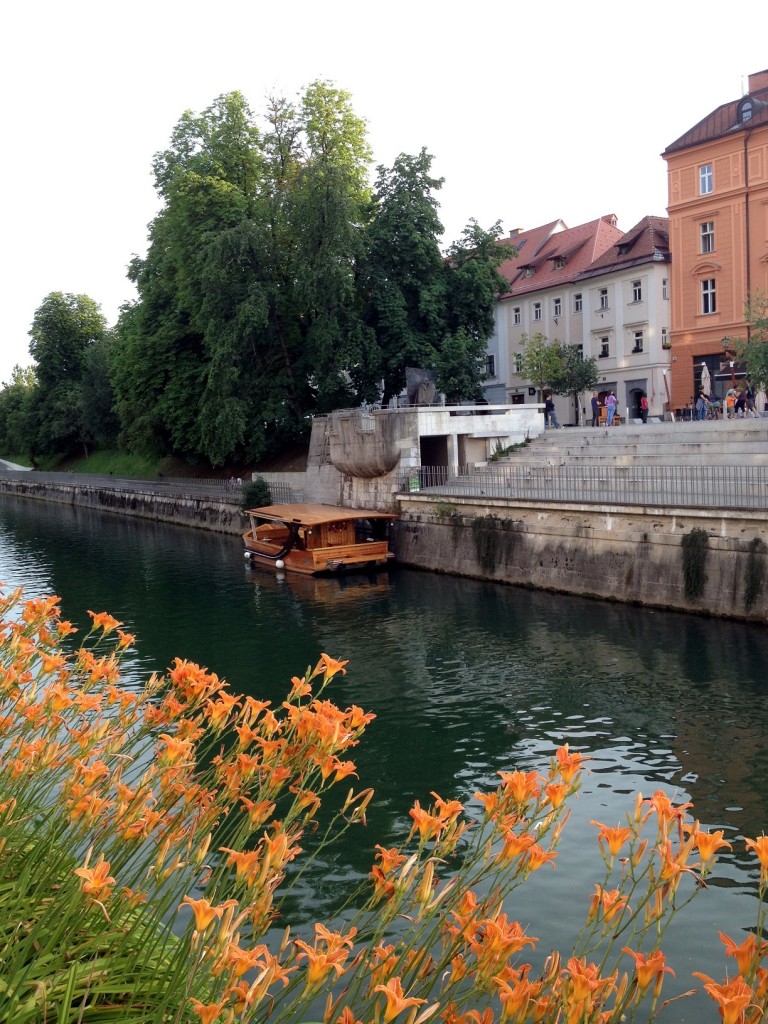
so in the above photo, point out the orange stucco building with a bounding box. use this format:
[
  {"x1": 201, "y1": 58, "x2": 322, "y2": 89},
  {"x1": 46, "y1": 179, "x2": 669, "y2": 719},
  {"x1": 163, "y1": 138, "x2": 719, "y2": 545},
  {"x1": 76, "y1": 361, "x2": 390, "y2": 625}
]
[{"x1": 662, "y1": 69, "x2": 768, "y2": 411}]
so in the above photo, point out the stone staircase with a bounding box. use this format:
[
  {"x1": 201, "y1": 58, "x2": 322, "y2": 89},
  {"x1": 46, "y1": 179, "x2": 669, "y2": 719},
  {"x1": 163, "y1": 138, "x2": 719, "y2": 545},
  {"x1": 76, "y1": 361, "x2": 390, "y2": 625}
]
[{"x1": 497, "y1": 418, "x2": 768, "y2": 469}]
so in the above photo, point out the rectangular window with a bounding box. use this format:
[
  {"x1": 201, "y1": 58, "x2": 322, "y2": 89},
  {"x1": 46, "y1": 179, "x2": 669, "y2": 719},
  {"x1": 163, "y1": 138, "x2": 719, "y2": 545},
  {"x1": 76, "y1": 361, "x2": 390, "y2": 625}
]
[
  {"x1": 662, "y1": 278, "x2": 669, "y2": 300},
  {"x1": 632, "y1": 330, "x2": 644, "y2": 352},
  {"x1": 514, "y1": 352, "x2": 523, "y2": 373},
  {"x1": 700, "y1": 221, "x2": 715, "y2": 253},
  {"x1": 701, "y1": 278, "x2": 717, "y2": 314},
  {"x1": 661, "y1": 328, "x2": 670, "y2": 348},
  {"x1": 553, "y1": 298, "x2": 562, "y2": 317},
  {"x1": 574, "y1": 293, "x2": 583, "y2": 313},
  {"x1": 533, "y1": 302, "x2": 542, "y2": 321},
  {"x1": 699, "y1": 164, "x2": 713, "y2": 195},
  {"x1": 599, "y1": 338, "x2": 610, "y2": 358},
  {"x1": 485, "y1": 354, "x2": 496, "y2": 378},
  {"x1": 513, "y1": 306, "x2": 521, "y2": 325},
  {"x1": 632, "y1": 280, "x2": 642, "y2": 302},
  {"x1": 599, "y1": 289, "x2": 609, "y2": 310},
  {"x1": 574, "y1": 344, "x2": 583, "y2": 360}
]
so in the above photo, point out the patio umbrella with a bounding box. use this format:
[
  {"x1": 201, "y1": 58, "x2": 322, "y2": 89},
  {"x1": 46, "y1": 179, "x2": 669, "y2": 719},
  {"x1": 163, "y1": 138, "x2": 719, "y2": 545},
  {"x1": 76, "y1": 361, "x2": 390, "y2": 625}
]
[{"x1": 700, "y1": 364, "x2": 711, "y2": 395}]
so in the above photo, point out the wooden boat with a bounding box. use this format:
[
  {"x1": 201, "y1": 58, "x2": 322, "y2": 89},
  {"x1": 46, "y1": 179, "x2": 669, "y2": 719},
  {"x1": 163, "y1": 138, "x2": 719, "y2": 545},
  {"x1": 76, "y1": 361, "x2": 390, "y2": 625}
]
[{"x1": 243, "y1": 503, "x2": 397, "y2": 576}]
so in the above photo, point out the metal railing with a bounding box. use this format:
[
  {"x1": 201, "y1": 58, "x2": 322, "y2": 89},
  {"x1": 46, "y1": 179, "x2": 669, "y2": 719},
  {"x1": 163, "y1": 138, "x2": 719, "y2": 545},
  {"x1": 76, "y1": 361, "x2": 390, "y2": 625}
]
[
  {"x1": 0, "y1": 471, "x2": 236, "y2": 501},
  {"x1": 397, "y1": 463, "x2": 768, "y2": 512}
]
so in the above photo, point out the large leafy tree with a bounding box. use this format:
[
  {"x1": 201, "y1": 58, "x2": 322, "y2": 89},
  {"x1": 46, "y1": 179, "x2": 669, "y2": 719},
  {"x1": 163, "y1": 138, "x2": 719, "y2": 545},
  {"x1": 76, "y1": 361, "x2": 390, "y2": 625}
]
[
  {"x1": 113, "y1": 85, "x2": 374, "y2": 466},
  {"x1": 28, "y1": 292, "x2": 108, "y2": 458},
  {"x1": 361, "y1": 149, "x2": 447, "y2": 404},
  {"x1": 517, "y1": 333, "x2": 564, "y2": 393},
  {"x1": 0, "y1": 366, "x2": 38, "y2": 463},
  {"x1": 552, "y1": 344, "x2": 599, "y2": 426},
  {"x1": 439, "y1": 220, "x2": 511, "y2": 402},
  {"x1": 362, "y1": 155, "x2": 508, "y2": 405}
]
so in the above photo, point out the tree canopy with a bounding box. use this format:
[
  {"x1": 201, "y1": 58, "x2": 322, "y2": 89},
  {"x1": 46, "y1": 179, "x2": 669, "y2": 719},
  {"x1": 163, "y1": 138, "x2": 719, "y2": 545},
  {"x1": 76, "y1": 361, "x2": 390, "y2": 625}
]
[{"x1": 3, "y1": 85, "x2": 508, "y2": 468}]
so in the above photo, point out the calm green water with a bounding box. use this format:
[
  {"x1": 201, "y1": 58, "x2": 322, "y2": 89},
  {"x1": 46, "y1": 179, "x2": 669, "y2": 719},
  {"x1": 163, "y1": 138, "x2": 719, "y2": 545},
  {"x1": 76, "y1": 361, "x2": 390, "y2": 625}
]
[{"x1": 2, "y1": 495, "x2": 767, "y2": 1020}]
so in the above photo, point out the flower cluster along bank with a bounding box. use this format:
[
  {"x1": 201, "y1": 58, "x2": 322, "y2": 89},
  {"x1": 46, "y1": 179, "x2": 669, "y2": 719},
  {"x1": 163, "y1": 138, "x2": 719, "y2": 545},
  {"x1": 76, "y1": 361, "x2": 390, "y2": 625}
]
[{"x1": 0, "y1": 585, "x2": 767, "y2": 1023}]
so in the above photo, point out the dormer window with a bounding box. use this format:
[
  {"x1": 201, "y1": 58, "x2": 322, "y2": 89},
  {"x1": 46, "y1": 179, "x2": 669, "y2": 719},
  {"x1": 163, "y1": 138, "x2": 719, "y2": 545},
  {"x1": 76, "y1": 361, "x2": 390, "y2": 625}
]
[
  {"x1": 554, "y1": 257, "x2": 566, "y2": 269},
  {"x1": 740, "y1": 99, "x2": 753, "y2": 123},
  {"x1": 524, "y1": 267, "x2": 535, "y2": 278}
]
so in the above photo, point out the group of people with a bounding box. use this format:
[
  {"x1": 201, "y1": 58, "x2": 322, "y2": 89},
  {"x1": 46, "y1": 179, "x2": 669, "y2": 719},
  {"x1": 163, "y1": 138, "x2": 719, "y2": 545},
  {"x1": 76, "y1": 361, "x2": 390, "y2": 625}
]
[{"x1": 695, "y1": 383, "x2": 760, "y2": 420}]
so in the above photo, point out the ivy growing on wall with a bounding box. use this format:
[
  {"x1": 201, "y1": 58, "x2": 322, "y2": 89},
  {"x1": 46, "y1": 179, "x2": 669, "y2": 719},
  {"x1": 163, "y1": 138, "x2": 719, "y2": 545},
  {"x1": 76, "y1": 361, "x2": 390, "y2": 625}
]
[
  {"x1": 681, "y1": 528, "x2": 709, "y2": 601},
  {"x1": 744, "y1": 536, "x2": 766, "y2": 611}
]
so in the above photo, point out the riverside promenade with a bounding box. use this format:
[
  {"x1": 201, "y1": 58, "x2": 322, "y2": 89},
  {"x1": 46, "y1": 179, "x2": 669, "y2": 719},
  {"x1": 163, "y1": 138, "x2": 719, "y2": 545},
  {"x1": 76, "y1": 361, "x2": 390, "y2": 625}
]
[{"x1": 397, "y1": 418, "x2": 768, "y2": 512}]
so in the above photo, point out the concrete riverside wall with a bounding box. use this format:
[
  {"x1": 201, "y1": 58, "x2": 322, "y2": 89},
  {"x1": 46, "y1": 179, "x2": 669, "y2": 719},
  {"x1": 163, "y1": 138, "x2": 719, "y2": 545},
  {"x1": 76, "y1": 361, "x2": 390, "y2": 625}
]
[
  {"x1": 394, "y1": 494, "x2": 768, "y2": 622},
  {"x1": 0, "y1": 479, "x2": 244, "y2": 534},
  {"x1": 3, "y1": 477, "x2": 767, "y2": 622}
]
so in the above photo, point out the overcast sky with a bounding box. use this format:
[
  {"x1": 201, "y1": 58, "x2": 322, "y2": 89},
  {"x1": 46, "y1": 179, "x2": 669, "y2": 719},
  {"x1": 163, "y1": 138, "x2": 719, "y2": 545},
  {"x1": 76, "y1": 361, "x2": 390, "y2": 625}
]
[{"x1": 2, "y1": 0, "x2": 766, "y2": 384}]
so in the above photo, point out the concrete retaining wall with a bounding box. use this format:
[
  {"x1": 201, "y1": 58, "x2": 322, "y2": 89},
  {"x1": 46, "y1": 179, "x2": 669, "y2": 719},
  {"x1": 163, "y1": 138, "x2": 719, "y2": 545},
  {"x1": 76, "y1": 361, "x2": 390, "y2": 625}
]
[
  {"x1": 2, "y1": 477, "x2": 766, "y2": 622},
  {"x1": 0, "y1": 479, "x2": 244, "y2": 534},
  {"x1": 394, "y1": 494, "x2": 768, "y2": 622}
]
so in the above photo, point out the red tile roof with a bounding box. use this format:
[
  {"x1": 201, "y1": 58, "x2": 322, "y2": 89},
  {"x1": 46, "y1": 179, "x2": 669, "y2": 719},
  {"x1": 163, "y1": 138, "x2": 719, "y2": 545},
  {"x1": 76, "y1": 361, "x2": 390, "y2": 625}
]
[
  {"x1": 663, "y1": 85, "x2": 768, "y2": 155},
  {"x1": 497, "y1": 215, "x2": 623, "y2": 299},
  {"x1": 577, "y1": 215, "x2": 670, "y2": 278}
]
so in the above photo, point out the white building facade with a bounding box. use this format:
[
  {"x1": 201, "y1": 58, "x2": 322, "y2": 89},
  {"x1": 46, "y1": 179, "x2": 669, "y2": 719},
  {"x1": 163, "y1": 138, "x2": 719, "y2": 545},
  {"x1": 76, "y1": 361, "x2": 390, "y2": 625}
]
[{"x1": 484, "y1": 216, "x2": 672, "y2": 424}]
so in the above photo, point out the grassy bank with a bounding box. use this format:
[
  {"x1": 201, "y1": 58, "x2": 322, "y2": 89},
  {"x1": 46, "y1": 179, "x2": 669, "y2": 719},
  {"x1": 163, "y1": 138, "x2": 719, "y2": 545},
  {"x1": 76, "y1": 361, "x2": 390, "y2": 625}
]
[{"x1": 3, "y1": 444, "x2": 309, "y2": 478}]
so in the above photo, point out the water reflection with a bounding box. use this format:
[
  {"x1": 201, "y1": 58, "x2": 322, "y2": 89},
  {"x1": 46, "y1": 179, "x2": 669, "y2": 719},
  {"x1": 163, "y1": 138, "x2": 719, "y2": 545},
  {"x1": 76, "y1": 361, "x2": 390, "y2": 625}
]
[{"x1": 1, "y1": 495, "x2": 767, "y2": 1019}]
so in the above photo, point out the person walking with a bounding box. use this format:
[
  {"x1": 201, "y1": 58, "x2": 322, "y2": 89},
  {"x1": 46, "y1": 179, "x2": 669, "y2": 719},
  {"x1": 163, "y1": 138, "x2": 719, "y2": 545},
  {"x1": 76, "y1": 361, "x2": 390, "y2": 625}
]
[
  {"x1": 640, "y1": 392, "x2": 649, "y2": 424},
  {"x1": 591, "y1": 392, "x2": 600, "y2": 427},
  {"x1": 544, "y1": 392, "x2": 562, "y2": 429},
  {"x1": 695, "y1": 390, "x2": 707, "y2": 421},
  {"x1": 605, "y1": 391, "x2": 617, "y2": 426}
]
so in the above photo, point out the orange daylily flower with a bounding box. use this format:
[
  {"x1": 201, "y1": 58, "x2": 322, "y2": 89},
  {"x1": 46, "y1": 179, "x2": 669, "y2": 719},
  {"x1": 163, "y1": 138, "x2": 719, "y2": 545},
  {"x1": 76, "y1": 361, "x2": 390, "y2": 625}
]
[
  {"x1": 495, "y1": 969, "x2": 542, "y2": 1024},
  {"x1": 643, "y1": 789, "x2": 692, "y2": 828},
  {"x1": 544, "y1": 781, "x2": 569, "y2": 808},
  {"x1": 220, "y1": 846, "x2": 262, "y2": 886},
  {"x1": 745, "y1": 835, "x2": 768, "y2": 881},
  {"x1": 498, "y1": 770, "x2": 541, "y2": 808},
  {"x1": 87, "y1": 610, "x2": 122, "y2": 634},
  {"x1": 470, "y1": 914, "x2": 537, "y2": 981},
  {"x1": 589, "y1": 886, "x2": 630, "y2": 924},
  {"x1": 315, "y1": 653, "x2": 349, "y2": 679},
  {"x1": 189, "y1": 998, "x2": 227, "y2": 1024},
  {"x1": 179, "y1": 896, "x2": 236, "y2": 933},
  {"x1": 554, "y1": 744, "x2": 588, "y2": 784},
  {"x1": 591, "y1": 821, "x2": 634, "y2": 862},
  {"x1": 373, "y1": 976, "x2": 428, "y2": 1023},
  {"x1": 74, "y1": 857, "x2": 116, "y2": 901},
  {"x1": 622, "y1": 947, "x2": 674, "y2": 998},
  {"x1": 694, "y1": 827, "x2": 732, "y2": 864},
  {"x1": 692, "y1": 973, "x2": 755, "y2": 1024},
  {"x1": 719, "y1": 931, "x2": 768, "y2": 977}
]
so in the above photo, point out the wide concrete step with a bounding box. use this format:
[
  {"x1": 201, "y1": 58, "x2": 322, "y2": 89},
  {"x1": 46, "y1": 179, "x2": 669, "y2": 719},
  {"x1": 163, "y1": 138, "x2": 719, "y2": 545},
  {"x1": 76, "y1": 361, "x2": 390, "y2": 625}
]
[{"x1": 494, "y1": 419, "x2": 768, "y2": 470}]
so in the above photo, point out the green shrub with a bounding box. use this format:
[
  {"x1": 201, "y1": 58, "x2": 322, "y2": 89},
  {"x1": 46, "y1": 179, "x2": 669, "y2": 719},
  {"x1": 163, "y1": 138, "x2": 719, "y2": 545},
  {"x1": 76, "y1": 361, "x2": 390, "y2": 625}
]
[{"x1": 239, "y1": 476, "x2": 271, "y2": 510}]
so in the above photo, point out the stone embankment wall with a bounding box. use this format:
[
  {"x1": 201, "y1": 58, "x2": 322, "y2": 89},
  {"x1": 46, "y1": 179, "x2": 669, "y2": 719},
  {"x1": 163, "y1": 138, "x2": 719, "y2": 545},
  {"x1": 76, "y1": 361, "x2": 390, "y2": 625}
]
[
  {"x1": 2, "y1": 477, "x2": 766, "y2": 621},
  {"x1": 0, "y1": 479, "x2": 244, "y2": 534},
  {"x1": 394, "y1": 494, "x2": 768, "y2": 622}
]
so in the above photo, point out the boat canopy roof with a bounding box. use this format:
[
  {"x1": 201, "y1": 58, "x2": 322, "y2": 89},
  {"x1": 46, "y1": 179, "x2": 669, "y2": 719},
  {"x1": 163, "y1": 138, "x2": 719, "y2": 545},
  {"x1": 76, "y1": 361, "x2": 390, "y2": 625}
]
[{"x1": 245, "y1": 503, "x2": 397, "y2": 526}]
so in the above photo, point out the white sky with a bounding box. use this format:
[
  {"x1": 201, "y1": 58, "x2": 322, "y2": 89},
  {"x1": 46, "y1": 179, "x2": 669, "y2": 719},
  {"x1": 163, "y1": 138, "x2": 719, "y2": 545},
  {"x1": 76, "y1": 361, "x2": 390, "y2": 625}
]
[{"x1": 2, "y1": 0, "x2": 766, "y2": 384}]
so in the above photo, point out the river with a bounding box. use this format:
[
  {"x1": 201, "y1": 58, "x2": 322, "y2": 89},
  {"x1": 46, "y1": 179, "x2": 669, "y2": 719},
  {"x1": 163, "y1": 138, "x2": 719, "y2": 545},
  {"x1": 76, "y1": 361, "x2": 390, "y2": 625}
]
[{"x1": 1, "y1": 494, "x2": 767, "y2": 1021}]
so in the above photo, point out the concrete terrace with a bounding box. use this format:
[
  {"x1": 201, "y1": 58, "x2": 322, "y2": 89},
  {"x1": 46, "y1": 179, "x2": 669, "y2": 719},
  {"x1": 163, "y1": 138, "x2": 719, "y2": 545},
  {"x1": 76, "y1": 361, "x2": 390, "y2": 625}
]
[{"x1": 499, "y1": 418, "x2": 768, "y2": 469}]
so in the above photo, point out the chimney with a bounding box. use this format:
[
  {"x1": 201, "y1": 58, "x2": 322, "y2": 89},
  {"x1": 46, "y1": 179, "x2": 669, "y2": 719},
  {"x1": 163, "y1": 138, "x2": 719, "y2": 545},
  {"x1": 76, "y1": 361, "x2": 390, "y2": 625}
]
[
  {"x1": 748, "y1": 69, "x2": 768, "y2": 93},
  {"x1": 508, "y1": 228, "x2": 522, "y2": 239}
]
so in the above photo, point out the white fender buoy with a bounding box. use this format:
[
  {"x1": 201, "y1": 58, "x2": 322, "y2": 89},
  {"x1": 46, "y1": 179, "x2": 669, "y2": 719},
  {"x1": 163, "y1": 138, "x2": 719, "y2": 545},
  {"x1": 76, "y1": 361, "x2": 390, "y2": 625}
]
[{"x1": 276, "y1": 559, "x2": 285, "y2": 570}]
